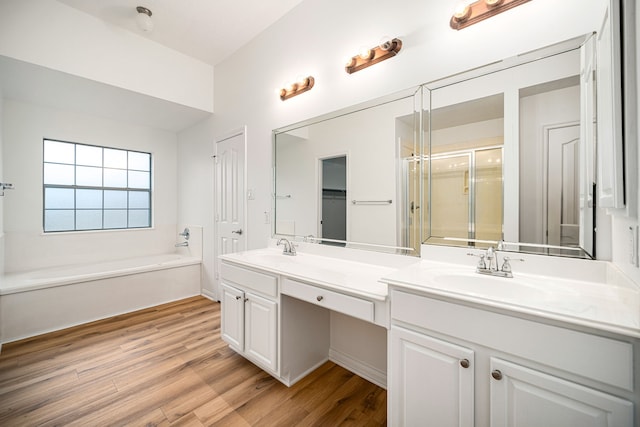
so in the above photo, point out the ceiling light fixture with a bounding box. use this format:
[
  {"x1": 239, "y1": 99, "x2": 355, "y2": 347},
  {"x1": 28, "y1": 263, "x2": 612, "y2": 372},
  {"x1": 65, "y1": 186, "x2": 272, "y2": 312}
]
[
  {"x1": 450, "y1": 0, "x2": 531, "y2": 30},
  {"x1": 279, "y1": 76, "x2": 315, "y2": 101},
  {"x1": 345, "y1": 37, "x2": 402, "y2": 74},
  {"x1": 136, "y1": 6, "x2": 154, "y2": 32}
]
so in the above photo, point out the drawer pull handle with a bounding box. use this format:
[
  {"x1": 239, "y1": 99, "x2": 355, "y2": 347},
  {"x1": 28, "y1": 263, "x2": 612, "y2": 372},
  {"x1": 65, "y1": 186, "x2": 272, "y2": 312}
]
[
  {"x1": 460, "y1": 359, "x2": 470, "y2": 369},
  {"x1": 491, "y1": 370, "x2": 503, "y2": 380},
  {"x1": 316, "y1": 295, "x2": 324, "y2": 301}
]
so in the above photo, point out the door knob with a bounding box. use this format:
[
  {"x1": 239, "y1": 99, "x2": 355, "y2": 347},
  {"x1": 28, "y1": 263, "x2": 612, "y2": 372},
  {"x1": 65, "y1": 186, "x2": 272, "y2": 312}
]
[{"x1": 232, "y1": 229, "x2": 243, "y2": 235}]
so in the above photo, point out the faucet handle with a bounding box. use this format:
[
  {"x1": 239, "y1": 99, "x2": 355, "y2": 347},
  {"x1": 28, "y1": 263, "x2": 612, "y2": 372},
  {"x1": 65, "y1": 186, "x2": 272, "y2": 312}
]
[
  {"x1": 501, "y1": 256, "x2": 524, "y2": 273},
  {"x1": 467, "y1": 252, "x2": 487, "y2": 269}
]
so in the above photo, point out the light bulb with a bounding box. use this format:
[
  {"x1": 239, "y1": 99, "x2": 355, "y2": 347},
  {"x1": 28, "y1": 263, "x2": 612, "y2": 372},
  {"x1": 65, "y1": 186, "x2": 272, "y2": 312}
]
[
  {"x1": 296, "y1": 75, "x2": 309, "y2": 89},
  {"x1": 379, "y1": 36, "x2": 393, "y2": 51},
  {"x1": 358, "y1": 47, "x2": 373, "y2": 60},
  {"x1": 345, "y1": 56, "x2": 357, "y2": 67},
  {"x1": 485, "y1": 0, "x2": 503, "y2": 7},
  {"x1": 453, "y1": 1, "x2": 472, "y2": 21}
]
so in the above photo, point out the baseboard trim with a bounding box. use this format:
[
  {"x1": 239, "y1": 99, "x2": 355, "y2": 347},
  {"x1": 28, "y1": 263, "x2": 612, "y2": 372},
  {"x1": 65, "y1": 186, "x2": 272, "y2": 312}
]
[
  {"x1": 201, "y1": 289, "x2": 217, "y2": 302},
  {"x1": 329, "y1": 348, "x2": 387, "y2": 389}
]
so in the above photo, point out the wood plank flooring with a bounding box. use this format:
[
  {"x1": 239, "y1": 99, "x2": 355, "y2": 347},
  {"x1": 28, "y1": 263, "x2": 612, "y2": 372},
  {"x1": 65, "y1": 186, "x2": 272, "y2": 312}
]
[{"x1": 0, "y1": 296, "x2": 386, "y2": 426}]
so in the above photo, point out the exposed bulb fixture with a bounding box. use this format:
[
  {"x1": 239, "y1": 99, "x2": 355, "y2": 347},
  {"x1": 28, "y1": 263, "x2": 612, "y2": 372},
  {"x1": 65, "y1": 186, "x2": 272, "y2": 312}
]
[
  {"x1": 136, "y1": 6, "x2": 154, "y2": 32},
  {"x1": 345, "y1": 37, "x2": 402, "y2": 74},
  {"x1": 279, "y1": 76, "x2": 315, "y2": 101},
  {"x1": 450, "y1": 0, "x2": 531, "y2": 30}
]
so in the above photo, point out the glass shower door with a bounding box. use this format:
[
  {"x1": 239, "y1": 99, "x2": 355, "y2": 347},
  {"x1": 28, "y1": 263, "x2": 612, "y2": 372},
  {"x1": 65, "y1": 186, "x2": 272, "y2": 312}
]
[{"x1": 429, "y1": 153, "x2": 471, "y2": 242}]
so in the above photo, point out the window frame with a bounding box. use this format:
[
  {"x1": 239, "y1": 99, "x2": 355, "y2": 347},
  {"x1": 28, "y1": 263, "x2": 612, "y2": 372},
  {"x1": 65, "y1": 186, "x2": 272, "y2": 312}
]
[{"x1": 42, "y1": 138, "x2": 152, "y2": 233}]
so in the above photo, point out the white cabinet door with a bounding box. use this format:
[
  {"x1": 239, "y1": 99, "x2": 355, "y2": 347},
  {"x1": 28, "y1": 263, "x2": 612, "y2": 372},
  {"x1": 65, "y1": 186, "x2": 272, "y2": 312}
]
[
  {"x1": 245, "y1": 292, "x2": 278, "y2": 372},
  {"x1": 220, "y1": 283, "x2": 245, "y2": 351},
  {"x1": 390, "y1": 326, "x2": 474, "y2": 427},
  {"x1": 490, "y1": 358, "x2": 633, "y2": 427}
]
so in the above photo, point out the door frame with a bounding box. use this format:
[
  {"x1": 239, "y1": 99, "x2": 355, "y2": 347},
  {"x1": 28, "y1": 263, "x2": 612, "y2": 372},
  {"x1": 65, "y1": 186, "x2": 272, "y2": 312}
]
[
  {"x1": 212, "y1": 126, "x2": 247, "y2": 301},
  {"x1": 316, "y1": 152, "x2": 349, "y2": 242}
]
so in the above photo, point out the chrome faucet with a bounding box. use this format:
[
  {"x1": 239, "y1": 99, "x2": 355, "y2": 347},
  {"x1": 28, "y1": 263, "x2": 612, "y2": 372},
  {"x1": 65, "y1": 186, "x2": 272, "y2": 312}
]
[
  {"x1": 277, "y1": 238, "x2": 297, "y2": 256},
  {"x1": 468, "y1": 246, "x2": 523, "y2": 278}
]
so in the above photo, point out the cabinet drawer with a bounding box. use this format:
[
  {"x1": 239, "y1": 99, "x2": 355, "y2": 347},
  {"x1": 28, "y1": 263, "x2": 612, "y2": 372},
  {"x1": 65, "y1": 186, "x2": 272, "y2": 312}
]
[
  {"x1": 282, "y1": 278, "x2": 374, "y2": 322},
  {"x1": 391, "y1": 289, "x2": 634, "y2": 391},
  {"x1": 220, "y1": 262, "x2": 278, "y2": 298}
]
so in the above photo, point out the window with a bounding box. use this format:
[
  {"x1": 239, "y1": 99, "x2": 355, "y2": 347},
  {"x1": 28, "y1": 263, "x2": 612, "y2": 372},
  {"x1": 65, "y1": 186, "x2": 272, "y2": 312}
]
[{"x1": 43, "y1": 139, "x2": 152, "y2": 232}]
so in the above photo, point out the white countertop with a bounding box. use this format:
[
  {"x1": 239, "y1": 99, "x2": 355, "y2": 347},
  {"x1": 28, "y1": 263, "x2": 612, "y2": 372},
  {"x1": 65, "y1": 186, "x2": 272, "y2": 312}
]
[
  {"x1": 219, "y1": 243, "x2": 640, "y2": 338},
  {"x1": 382, "y1": 259, "x2": 640, "y2": 338},
  {"x1": 219, "y1": 247, "x2": 401, "y2": 301}
]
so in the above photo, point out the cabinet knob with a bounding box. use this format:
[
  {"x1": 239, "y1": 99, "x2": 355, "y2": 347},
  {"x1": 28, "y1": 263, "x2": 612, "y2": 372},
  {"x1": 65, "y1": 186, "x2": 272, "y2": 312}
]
[
  {"x1": 491, "y1": 369, "x2": 503, "y2": 380},
  {"x1": 316, "y1": 295, "x2": 324, "y2": 301},
  {"x1": 460, "y1": 359, "x2": 470, "y2": 369},
  {"x1": 235, "y1": 295, "x2": 241, "y2": 300}
]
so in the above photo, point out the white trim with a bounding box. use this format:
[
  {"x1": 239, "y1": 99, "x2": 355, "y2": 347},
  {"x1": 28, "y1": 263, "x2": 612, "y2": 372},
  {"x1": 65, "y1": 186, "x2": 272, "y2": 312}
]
[
  {"x1": 329, "y1": 347, "x2": 387, "y2": 389},
  {"x1": 200, "y1": 288, "x2": 217, "y2": 302}
]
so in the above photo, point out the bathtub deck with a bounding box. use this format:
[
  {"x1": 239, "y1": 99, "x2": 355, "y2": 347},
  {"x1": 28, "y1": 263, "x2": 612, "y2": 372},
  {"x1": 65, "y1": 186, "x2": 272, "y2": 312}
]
[{"x1": 0, "y1": 296, "x2": 387, "y2": 426}]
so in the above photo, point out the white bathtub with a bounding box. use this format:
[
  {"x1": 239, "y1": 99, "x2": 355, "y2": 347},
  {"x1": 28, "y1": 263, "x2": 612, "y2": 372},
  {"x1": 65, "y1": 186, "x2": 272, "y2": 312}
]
[{"x1": 0, "y1": 253, "x2": 202, "y2": 344}]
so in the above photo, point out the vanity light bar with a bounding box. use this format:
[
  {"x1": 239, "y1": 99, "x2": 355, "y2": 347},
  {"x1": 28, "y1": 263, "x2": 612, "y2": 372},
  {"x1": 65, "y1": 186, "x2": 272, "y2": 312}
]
[
  {"x1": 450, "y1": 0, "x2": 532, "y2": 30},
  {"x1": 279, "y1": 76, "x2": 315, "y2": 101},
  {"x1": 345, "y1": 38, "x2": 402, "y2": 74}
]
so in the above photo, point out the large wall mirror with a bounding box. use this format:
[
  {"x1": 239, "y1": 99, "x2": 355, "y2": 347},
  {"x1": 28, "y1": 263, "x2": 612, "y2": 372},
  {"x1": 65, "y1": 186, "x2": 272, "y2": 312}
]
[
  {"x1": 423, "y1": 34, "x2": 597, "y2": 259},
  {"x1": 273, "y1": 33, "x2": 598, "y2": 259},
  {"x1": 273, "y1": 89, "x2": 421, "y2": 255}
]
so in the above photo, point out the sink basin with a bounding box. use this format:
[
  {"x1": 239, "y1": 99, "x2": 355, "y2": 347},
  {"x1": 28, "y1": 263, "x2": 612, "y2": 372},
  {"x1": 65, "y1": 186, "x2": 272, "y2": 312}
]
[{"x1": 429, "y1": 270, "x2": 552, "y2": 302}]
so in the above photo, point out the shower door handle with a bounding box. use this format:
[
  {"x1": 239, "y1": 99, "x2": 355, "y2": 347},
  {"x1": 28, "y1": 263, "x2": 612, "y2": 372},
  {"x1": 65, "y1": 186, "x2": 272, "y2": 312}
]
[{"x1": 232, "y1": 229, "x2": 243, "y2": 235}]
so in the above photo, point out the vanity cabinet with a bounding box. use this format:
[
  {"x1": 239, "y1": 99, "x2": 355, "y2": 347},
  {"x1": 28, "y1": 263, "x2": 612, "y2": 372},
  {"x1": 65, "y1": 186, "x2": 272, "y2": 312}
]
[
  {"x1": 390, "y1": 326, "x2": 474, "y2": 426},
  {"x1": 389, "y1": 289, "x2": 636, "y2": 426},
  {"x1": 220, "y1": 263, "x2": 279, "y2": 374},
  {"x1": 490, "y1": 358, "x2": 633, "y2": 427}
]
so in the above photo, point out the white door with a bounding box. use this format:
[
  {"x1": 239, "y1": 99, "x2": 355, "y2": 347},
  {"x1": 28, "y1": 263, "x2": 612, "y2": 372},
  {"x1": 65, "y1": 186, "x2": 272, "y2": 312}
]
[
  {"x1": 215, "y1": 128, "x2": 246, "y2": 299},
  {"x1": 220, "y1": 283, "x2": 245, "y2": 351},
  {"x1": 490, "y1": 358, "x2": 633, "y2": 427},
  {"x1": 244, "y1": 292, "x2": 278, "y2": 373},
  {"x1": 390, "y1": 326, "x2": 475, "y2": 427},
  {"x1": 546, "y1": 124, "x2": 580, "y2": 247}
]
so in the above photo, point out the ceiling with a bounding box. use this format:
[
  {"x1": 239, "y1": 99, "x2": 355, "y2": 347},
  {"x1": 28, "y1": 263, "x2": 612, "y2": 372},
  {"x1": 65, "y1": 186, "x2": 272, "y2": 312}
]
[
  {"x1": 55, "y1": 0, "x2": 305, "y2": 66},
  {"x1": 1, "y1": 0, "x2": 306, "y2": 132}
]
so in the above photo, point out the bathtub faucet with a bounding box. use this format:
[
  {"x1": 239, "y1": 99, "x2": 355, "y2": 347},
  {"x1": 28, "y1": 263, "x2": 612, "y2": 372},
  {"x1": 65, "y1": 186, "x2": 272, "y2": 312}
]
[
  {"x1": 179, "y1": 228, "x2": 190, "y2": 240},
  {"x1": 175, "y1": 241, "x2": 189, "y2": 247}
]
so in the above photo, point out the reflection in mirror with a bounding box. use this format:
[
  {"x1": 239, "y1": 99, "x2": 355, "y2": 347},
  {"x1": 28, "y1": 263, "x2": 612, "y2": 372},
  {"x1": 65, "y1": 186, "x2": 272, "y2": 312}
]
[
  {"x1": 273, "y1": 91, "x2": 420, "y2": 255},
  {"x1": 424, "y1": 34, "x2": 596, "y2": 258}
]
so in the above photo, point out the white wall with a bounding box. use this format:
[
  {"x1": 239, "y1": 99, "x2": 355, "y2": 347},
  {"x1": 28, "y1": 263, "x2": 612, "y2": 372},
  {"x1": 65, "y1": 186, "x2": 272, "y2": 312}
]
[
  {"x1": 3, "y1": 99, "x2": 179, "y2": 272},
  {"x1": 0, "y1": 0, "x2": 213, "y2": 113},
  {"x1": 610, "y1": 1, "x2": 640, "y2": 285},
  {"x1": 176, "y1": 117, "x2": 216, "y2": 296}
]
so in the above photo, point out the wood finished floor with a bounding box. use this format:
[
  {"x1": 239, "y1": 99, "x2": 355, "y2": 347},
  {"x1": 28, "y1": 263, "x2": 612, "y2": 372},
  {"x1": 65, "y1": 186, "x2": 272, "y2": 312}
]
[{"x1": 0, "y1": 296, "x2": 386, "y2": 426}]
